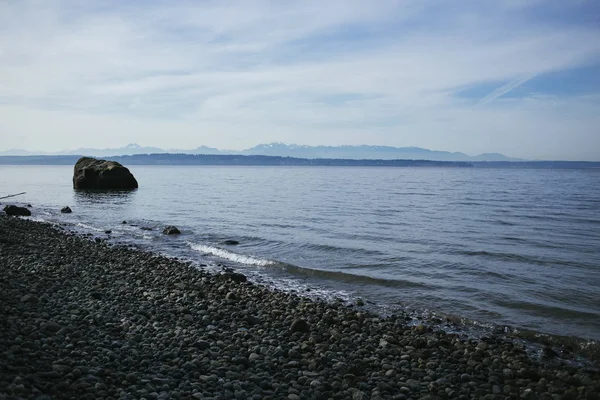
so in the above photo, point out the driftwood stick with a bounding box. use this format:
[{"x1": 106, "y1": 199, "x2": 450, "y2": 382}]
[{"x1": 0, "y1": 192, "x2": 26, "y2": 200}]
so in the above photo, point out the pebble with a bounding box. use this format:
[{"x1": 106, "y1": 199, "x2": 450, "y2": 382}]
[
  {"x1": 225, "y1": 292, "x2": 238, "y2": 300},
  {"x1": 20, "y1": 294, "x2": 38, "y2": 303},
  {"x1": 40, "y1": 321, "x2": 62, "y2": 333},
  {"x1": 0, "y1": 214, "x2": 598, "y2": 400},
  {"x1": 290, "y1": 319, "x2": 310, "y2": 333},
  {"x1": 194, "y1": 340, "x2": 210, "y2": 349}
]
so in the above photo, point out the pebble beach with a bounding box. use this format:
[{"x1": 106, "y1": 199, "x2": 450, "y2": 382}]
[{"x1": 1, "y1": 214, "x2": 599, "y2": 400}]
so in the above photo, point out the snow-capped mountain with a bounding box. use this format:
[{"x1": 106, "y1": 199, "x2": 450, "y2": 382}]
[{"x1": 0, "y1": 143, "x2": 521, "y2": 161}]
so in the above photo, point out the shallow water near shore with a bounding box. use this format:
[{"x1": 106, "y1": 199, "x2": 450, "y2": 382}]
[{"x1": 1, "y1": 165, "x2": 599, "y2": 342}]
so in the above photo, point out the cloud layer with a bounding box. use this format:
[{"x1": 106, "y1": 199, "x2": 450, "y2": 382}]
[{"x1": 1, "y1": 0, "x2": 599, "y2": 159}]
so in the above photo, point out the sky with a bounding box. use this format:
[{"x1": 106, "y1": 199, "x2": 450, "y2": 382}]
[{"x1": 1, "y1": 0, "x2": 599, "y2": 160}]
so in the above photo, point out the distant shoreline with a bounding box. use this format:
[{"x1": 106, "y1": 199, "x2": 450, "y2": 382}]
[{"x1": 1, "y1": 154, "x2": 599, "y2": 169}]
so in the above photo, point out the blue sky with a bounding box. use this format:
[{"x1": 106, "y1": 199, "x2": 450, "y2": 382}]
[{"x1": 1, "y1": 0, "x2": 599, "y2": 160}]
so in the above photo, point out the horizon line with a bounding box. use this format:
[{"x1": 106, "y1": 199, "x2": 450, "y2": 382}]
[{"x1": 3, "y1": 153, "x2": 600, "y2": 164}]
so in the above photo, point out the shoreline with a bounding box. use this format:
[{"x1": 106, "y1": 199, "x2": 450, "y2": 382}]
[
  {"x1": 12, "y1": 205, "x2": 600, "y2": 361},
  {"x1": 1, "y1": 214, "x2": 599, "y2": 399},
  {"x1": 3, "y1": 164, "x2": 600, "y2": 346}
]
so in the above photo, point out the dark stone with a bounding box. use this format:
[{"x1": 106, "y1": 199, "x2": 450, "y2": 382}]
[
  {"x1": 193, "y1": 340, "x2": 211, "y2": 350},
  {"x1": 122, "y1": 220, "x2": 127, "y2": 224},
  {"x1": 543, "y1": 346, "x2": 558, "y2": 358},
  {"x1": 61, "y1": 206, "x2": 72, "y2": 213},
  {"x1": 3, "y1": 205, "x2": 31, "y2": 216},
  {"x1": 245, "y1": 315, "x2": 261, "y2": 326},
  {"x1": 73, "y1": 156, "x2": 138, "y2": 190},
  {"x1": 223, "y1": 272, "x2": 247, "y2": 283},
  {"x1": 104, "y1": 230, "x2": 112, "y2": 234},
  {"x1": 518, "y1": 368, "x2": 541, "y2": 381},
  {"x1": 163, "y1": 226, "x2": 181, "y2": 235},
  {"x1": 223, "y1": 239, "x2": 240, "y2": 245},
  {"x1": 20, "y1": 294, "x2": 38, "y2": 303},
  {"x1": 226, "y1": 292, "x2": 238, "y2": 300},
  {"x1": 41, "y1": 321, "x2": 63, "y2": 333},
  {"x1": 290, "y1": 319, "x2": 310, "y2": 334},
  {"x1": 56, "y1": 327, "x2": 72, "y2": 336},
  {"x1": 90, "y1": 292, "x2": 103, "y2": 300}
]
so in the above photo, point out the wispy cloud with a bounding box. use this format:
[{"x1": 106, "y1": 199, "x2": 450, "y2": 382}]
[
  {"x1": 479, "y1": 73, "x2": 538, "y2": 104},
  {"x1": 0, "y1": 0, "x2": 599, "y2": 159}
]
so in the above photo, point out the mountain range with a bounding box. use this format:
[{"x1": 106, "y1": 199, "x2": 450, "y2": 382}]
[{"x1": 0, "y1": 143, "x2": 521, "y2": 162}]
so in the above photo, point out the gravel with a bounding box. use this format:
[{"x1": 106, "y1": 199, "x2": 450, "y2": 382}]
[{"x1": 1, "y1": 214, "x2": 599, "y2": 399}]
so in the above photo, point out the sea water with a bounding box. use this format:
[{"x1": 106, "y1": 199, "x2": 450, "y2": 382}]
[{"x1": 1, "y1": 165, "x2": 599, "y2": 340}]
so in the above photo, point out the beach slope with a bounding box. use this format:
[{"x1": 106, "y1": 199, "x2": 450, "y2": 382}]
[{"x1": 0, "y1": 215, "x2": 598, "y2": 399}]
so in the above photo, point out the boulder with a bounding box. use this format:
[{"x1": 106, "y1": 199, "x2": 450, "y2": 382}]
[
  {"x1": 61, "y1": 206, "x2": 72, "y2": 213},
  {"x1": 3, "y1": 205, "x2": 31, "y2": 216},
  {"x1": 73, "y1": 157, "x2": 138, "y2": 190},
  {"x1": 163, "y1": 226, "x2": 181, "y2": 235},
  {"x1": 223, "y1": 239, "x2": 240, "y2": 245}
]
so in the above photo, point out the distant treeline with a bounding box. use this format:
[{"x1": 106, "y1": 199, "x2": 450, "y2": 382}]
[
  {"x1": 0, "y1": 154, "x2": 472, "y2": 167},
  {"x1": 0, "y1": 154, "x2": 598, "y2": 169},
  {"x1": 471, "y1": 161, "x2": 600, "y2": 169}
]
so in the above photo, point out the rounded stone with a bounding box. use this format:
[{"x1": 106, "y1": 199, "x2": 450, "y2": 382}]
[{"x1": 290, "y1": 319, "x2": 310, "y2": 334}]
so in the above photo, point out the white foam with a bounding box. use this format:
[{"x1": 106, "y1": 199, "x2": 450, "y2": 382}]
[
  {"x1": 76, "y1": 222, "x2": 104, "y2": 232},
  {"x1": 189, "y1": 243, "x2": 274, "y2": 267}
]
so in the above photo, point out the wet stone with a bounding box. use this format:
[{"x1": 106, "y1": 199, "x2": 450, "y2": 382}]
[{"x1": 0, "y1": 214, "x2": 598, "y2": 400}]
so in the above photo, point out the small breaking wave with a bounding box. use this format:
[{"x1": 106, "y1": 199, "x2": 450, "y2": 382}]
[
  {"x1": 189, "y1": 243, "x2": 275, "y2": 267},
  {"x1": 76, "y1": 222, "x2": 104, "y2": 232},
  {"x1": 27, "y1": 216, "x2": 48, "y2": 223}
]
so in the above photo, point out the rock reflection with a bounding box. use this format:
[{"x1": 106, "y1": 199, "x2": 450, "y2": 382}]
[{"x1": 73, "y1": 189, "x2": 137, "y2": 206}]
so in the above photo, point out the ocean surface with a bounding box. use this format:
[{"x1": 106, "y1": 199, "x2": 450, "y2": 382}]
[{"x1": 1, "y1": 165, "x2": 599, "y2": 341}]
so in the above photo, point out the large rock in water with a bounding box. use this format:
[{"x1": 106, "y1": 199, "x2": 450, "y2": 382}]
[
  {"x1": 73, "y1": 157, "x2": 138, "y2": 190},
  {"x1": 3, "y1": 205, "x2": 31, "y2": 216}
]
